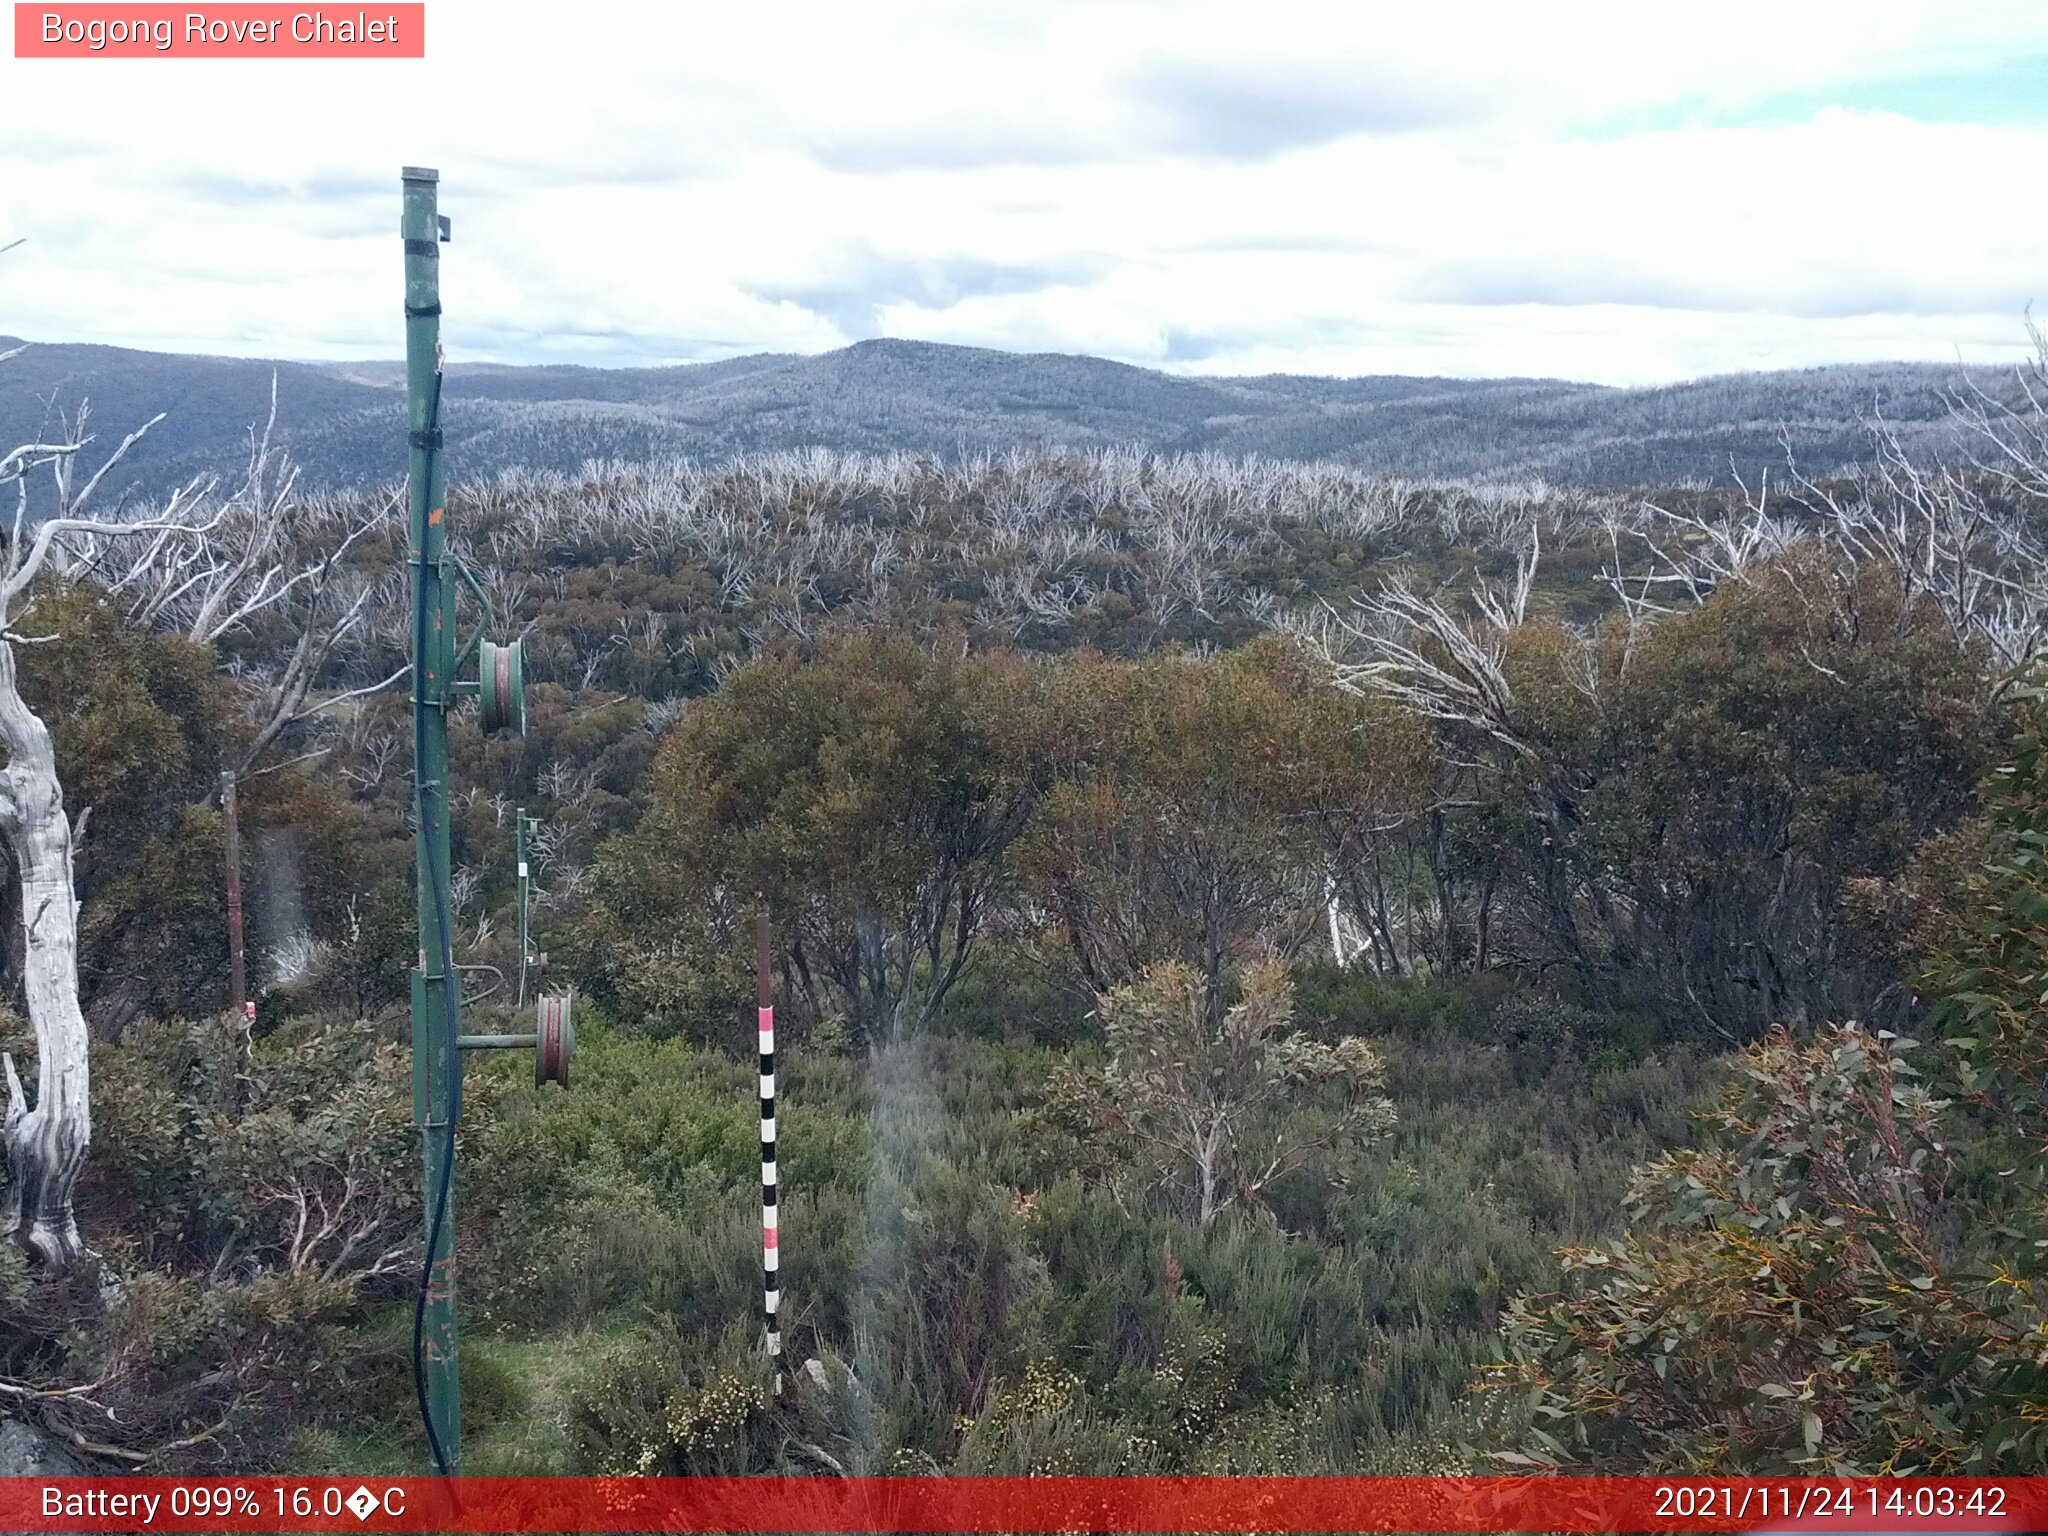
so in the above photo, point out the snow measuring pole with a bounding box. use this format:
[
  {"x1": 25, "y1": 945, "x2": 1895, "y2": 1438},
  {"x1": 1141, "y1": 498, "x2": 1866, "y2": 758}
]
[{"x1": 758, "y1": 911, "x2": 782, "y2": 1393}]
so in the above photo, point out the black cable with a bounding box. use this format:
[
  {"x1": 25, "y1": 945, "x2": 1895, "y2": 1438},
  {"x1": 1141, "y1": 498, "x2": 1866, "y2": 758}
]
[{"x1": 409, "y1": 366, "x2": 462, "y2": 1481}]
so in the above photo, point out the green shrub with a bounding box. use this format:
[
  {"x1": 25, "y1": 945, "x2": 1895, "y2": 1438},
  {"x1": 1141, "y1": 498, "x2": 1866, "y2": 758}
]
[
  {"x1": 0, "y1": 1014, "x2": 420, "y2": 1467},
  {"x1": 953, "y1": 1359, "x2": 1164, "y2": 1474},
  {"x1": 566, "y1": 1320, "x2": 779, "y2": 1475},
  {"x1": 1291, "y1": 962, "x2": 1494, "y2": 1041},
  {"x1": 937, "y1": 940, "x2": 1096, "y2": 1048}
]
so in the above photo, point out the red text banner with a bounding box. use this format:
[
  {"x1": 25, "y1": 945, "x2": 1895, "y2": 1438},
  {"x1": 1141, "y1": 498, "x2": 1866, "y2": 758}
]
[
  {"x1": 4, "y1": 1476, "x2": 2045, "y2": 1533},
  {"x1": 14, "y1": 4, "x2": 424, "y2": 57}
]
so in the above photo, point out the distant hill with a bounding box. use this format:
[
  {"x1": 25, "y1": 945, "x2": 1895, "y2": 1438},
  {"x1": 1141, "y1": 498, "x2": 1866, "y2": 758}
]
[{"x1": 0, "y1": 334, "x2": 2011, "y2": 505}]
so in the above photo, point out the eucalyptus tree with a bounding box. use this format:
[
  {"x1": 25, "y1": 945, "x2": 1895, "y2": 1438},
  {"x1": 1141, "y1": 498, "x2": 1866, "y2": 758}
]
[
  {"x1": 1309, "y1": 355, "x2": 2047, "y2": 1032},
  {"x1": 1018, "y1": 636, "x2": 1430, "y2": 1013},
  {"x1": 0, "y1": 381, "x2": 219, "y2": 1265},
  {"x1": 1062, "y1": 958, "x2": 1395, "y2": 1225},
  {"x1": 0, "y1": 362, "x2": 403, "y2": 1264},
  {"x1": 588, "y1": 631, "x2": 1054, "y2": 1044}
]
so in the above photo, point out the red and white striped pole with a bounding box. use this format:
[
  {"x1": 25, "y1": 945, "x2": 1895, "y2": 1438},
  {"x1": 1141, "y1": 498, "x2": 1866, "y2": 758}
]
[{"x1": 756, "y1": 909, "x2": 782, "y2": 1393}]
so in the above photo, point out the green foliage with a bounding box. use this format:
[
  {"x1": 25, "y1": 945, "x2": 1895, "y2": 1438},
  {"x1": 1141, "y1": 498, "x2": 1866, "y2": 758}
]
[
  {"x1": 0, "y1": 1014, "x2": 418, "y2": 1466},
  {"x1": 90, "y1": 1013, "x2": 418, "y2": 1281},
  {"x1": 236, "y1": 768, "x2": 415, "y2": 1025},
  {"x1": 41, "y1": 444, "x2": 2019, "y2": 1477},
  {"x1": 937, "y1": 939, "x2": 1097, "y2": 1048},
  {"x1": 16, "y1": 583, "x2": 236, "y2": 1030},
  {"x1": 1290, "y1": 961, "x2": 1497, "y2": 1042},
  {"x1": 1486, "y1": 1025, "x2": 2004, "y2": 1472},
  {"x1": 1554, "y1": 559, "x2": 1990, "y2": 1033},
  {"x1": 577, "y1": 632, "x2": 1438, "y2": 1058},
  {"x1": 1018, "y1": 637, "x2": 1430, "y2": 1006},
  {"x1": 567, "y1": 1320, "x2": 781, "y2": 1476},
  {"x1": 432, "y1": 968, "x2": 1701, "y2": 1478},
  {"x1": 1059, "y1": 959, "x2": 1394, "y2": 1224},
  {"x1": 0, "y1": 928, "x2": 1705, "y2": 1475},
  {"x1": 954, "y1": 1355, "x2": 1176, "y2": 1474},
  {"x1": 559, "y1": 566, "x2": 1993, "y2": 1075},
  {"x1": 1923, "y1": 677, "x2": 2048, "y2": 1106},
  {"x1": 575, "y1": 633, "x2": 1049, "y2": 1044},
  {"x1": 1486, "y1": 686, "x2": 2048, "y2": 1473},
  {"x1": 463, "y1": 1013, "x2": 868, "y2": 1330},
  {"x1": 4, "y1": 579, "x2": 414, "y2": 1033}
]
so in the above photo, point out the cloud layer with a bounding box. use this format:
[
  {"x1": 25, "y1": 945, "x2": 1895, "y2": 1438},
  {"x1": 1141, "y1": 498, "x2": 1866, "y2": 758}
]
[{"x1": 2, "y1": 0, "x2": 2045, "y2": 384}]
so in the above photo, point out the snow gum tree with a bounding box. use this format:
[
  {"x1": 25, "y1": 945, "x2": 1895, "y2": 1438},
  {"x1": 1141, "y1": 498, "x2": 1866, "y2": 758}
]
[
  {"x1": 1063, "y1": 958, "x2": 1395, "y2": 1225},
  {"x1": 0, "y1": 376, "x2": 218, "y2": 1266}
]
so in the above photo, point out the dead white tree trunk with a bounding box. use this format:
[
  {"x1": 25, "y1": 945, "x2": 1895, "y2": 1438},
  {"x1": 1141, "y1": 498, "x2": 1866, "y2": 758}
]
[{"x1": 0, "y1": 640, "x2": 89, "y2": 1265}]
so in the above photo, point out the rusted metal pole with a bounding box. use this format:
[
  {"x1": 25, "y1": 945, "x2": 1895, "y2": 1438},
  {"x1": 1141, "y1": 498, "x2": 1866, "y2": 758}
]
[{"x1": 220, "y1": 770, "x2": 249, "y2": 1026}]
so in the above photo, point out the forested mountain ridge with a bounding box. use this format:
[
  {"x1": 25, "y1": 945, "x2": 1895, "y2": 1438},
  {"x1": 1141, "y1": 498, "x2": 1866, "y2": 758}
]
[{"x1": 0, "y1": 331, "x2": 2007, "y2": 504}]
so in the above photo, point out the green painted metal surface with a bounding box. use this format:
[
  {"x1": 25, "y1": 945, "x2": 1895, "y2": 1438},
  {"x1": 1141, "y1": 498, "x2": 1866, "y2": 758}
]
[
  {"x1": 516, "y1": 808, "x2": 536, "y2": 1008},
  {"x1": 403, "y1": 164, "x2": 461, "y2": 1476}
]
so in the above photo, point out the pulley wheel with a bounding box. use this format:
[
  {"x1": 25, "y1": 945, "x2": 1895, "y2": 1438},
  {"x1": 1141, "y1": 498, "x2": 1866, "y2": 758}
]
[
  {"x1": 536, "y1": 991, "x2": 574, "y2": 1087},
  {"x1": 479, "y1": 637, "x2": 526, "y2": 736}
]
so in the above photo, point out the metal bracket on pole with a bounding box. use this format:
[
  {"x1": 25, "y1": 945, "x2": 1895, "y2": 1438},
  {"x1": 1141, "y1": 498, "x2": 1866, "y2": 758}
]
[
  {"x1": 457, "y1": 990, "x2": 573, "y2": 1087},
  {"x1": 449, "y1": 555, "x2": 492, "y2": 676},
  {"x1": 444, "y1": 554, "x2": 525, "y2": 736}
]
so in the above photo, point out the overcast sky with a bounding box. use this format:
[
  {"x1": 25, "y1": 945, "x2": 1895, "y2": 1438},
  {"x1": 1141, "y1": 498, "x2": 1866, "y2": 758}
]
[{"x1": 3, "y1": 0, "x2": 2046, "y2": 384}]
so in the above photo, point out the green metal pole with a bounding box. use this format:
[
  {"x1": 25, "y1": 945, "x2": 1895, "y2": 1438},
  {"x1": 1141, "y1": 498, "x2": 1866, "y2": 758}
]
[
  {"x1": 515, "y1": 809, "x2": 530, "y2": 1009},
  {"x1": 403, "y1": 164, "x2": 461, "y2": 1477}
]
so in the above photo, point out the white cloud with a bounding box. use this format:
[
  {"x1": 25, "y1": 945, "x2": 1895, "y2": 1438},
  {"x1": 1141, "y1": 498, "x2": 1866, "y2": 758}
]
[{"x1": 2, "y1": 0, "x2": 2044, "y2": 382}]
